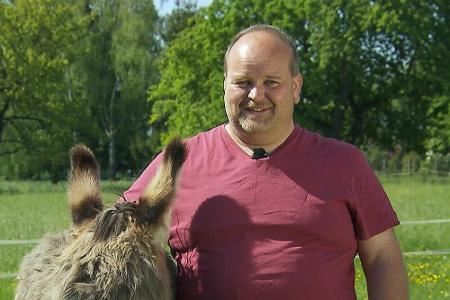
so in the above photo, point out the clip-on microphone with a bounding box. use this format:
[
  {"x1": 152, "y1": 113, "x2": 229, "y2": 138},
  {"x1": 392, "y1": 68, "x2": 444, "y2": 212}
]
[{"x1": 252, "y1": 148, "x2": 269, "y2": 159}]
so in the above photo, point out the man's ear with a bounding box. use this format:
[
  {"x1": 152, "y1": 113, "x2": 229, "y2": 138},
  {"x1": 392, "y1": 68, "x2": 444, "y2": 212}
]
[
  {"x1": 223, "y1": 72, "x2": 227, "y2": 92},
  {"x1": 292, "y1": 73, "x2": 303, "y2": 104}
]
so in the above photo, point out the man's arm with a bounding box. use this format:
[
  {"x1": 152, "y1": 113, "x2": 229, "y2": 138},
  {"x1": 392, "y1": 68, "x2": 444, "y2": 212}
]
[{"x1": 357, "y1": 228, "x2": 409, "y2": 300}]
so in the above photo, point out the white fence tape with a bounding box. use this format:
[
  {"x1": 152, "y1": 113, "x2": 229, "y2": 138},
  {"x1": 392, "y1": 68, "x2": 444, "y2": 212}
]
[
  {"x1": 403, "y1": 249, "x2": 450, "y2": 256},
  {"x1": 0, "y1": 239, "x2": 40, "y2": 245},
  {"x1": 0, "y1": 272, "x2": 17, "y2": 280},
  {"x1": 401, "y1": 218, "x2": 450, "y2": 225}
]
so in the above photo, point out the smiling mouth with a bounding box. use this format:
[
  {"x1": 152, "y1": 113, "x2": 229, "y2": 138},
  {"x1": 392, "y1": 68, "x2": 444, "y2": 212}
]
[{"x1": 246, "y1": 107, "x2": 269, "y2": 112}]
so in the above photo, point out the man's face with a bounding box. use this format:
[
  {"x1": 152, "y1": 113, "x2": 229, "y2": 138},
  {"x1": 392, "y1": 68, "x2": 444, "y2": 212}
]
[{"x1": 224, "y1": 31, "x2": 302, "y2": 137}]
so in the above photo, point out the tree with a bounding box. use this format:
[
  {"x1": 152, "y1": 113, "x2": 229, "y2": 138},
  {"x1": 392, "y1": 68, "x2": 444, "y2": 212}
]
[
  {"x1": 0, "y1": 0, "x2": 88, "y2": 180},
  {"x1": 148, "y1": 0, "x2": 450, "y2": 155},
  {"x1": 75, "y1": 0, "x2": 160, "y2": 178},
  {"x1": 356, "y1": 0, "x2": 450, "y2": 153},
  {"x1": 158, "y1": 0, "x2": 198, "y2": 45}
]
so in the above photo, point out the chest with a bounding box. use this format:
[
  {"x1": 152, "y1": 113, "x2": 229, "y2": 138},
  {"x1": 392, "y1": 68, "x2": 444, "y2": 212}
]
[{"x1": 170, "y1": 158, "x2": 356, "y2": 251}]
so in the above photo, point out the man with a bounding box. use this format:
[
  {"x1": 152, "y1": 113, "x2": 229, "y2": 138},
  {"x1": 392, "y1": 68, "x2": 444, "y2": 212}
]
[{"x1": 124, "y1": 25, "x2": 408, "y2": 299}]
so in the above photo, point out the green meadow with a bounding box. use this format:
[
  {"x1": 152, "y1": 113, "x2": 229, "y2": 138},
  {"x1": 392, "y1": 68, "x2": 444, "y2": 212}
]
[{"x1": 1, "y1": 177, "x2": 449, "y2": 299}]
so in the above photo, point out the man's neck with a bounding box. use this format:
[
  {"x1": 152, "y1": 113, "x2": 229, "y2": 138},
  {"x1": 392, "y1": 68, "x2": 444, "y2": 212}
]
[{"x1": 224, "y1": 123, "x2": 294, "y2": 156}]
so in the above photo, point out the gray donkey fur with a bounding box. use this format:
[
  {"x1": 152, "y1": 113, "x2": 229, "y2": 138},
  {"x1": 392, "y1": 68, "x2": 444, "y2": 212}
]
[{"x1": 15, "y1": 137, "x2": 187, "y2": 300}]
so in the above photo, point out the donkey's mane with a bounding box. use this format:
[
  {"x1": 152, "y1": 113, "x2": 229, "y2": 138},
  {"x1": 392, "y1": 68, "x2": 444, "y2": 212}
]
[{"x1": 92, "y1": 202, "x2": 137, "y2": 242}]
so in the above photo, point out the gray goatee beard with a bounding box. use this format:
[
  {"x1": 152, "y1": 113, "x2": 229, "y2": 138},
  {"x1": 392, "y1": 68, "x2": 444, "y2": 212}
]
[{"x1": 238, "y1": 111, "x2": 274, "y2": 133}]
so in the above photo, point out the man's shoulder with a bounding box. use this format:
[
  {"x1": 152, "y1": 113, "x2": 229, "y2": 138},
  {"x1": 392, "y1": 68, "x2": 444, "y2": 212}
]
[
  {"x1": 296, "y1": 125, "x2": 372, "y2": 177},
  {"x1": 299, "y1": 125, "x2": 359, "y2": 154},
  {"x1": 185, "y1": 124, "x2": 224, "y2": 147}
]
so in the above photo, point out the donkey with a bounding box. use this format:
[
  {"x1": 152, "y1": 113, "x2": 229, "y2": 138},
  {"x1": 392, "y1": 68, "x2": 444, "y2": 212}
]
[{"x1": 15, "y1": 137, "x2": 187, "y2": 300}]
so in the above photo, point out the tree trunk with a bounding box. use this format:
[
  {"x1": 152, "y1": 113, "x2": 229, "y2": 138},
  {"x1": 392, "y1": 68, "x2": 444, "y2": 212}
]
[
  {"x1": 108, "y1": 134, "x2": 116, "y2": 179},
  {"x1": 0, "y1": 99, "x2": 11, "y2": 145},
  {"x1": 332, "y1": 66, "x2": 351, "y2": 141},
  {"x1": 107, "y1": 77, "x2": 121, "y2": 179},
  {"x1": 348, "y1": 103, "x2": 365, "y2": 144},
  {"x1": 330, "y1": 105, "x2": 343, "y2": 140}
]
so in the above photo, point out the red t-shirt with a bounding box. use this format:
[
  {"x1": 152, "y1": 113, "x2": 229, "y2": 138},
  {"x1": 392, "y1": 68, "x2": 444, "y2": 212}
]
[{"x1": 124, "y1": 124, "x2": 399, "y2": 300}]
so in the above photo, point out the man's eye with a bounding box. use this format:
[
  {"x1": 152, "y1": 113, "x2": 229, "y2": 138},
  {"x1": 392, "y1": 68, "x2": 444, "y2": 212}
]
[
  {"x1": 266, "y1": 80, "x2": 279, "y2": 86},
  {"x1": 234, "y1": 80, "x2": 249, "y2": 87}
]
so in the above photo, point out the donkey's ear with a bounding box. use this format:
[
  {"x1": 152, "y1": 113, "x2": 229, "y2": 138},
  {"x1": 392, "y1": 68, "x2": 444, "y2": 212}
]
[
  {"x1": 68, "y1": 145, "x2": 103, "y2": 225},
  {"x1": 136, "y1": 137, "x2": 187, "y2": 225}
]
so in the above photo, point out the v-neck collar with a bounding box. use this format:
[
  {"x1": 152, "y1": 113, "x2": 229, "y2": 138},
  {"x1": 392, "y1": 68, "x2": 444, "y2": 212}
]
[{"x1": 219, "y1": 123, "x2": 301, "y2": 161}]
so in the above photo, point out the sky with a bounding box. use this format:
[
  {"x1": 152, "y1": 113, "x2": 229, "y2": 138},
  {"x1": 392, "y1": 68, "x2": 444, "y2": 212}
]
[{"x1": 155, "y1": 0, "x2": 213, "y2": 15}]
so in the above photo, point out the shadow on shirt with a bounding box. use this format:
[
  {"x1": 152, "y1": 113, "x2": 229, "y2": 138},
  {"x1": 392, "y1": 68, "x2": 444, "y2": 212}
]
[{"x1": 175, "y1": 194, "x2": 251, "y2": 299}]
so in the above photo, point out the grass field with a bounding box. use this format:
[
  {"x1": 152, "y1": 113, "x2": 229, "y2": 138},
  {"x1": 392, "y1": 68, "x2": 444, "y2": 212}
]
[{"x1": 1, "y1": 176, "x2": 449, "y2": 299}]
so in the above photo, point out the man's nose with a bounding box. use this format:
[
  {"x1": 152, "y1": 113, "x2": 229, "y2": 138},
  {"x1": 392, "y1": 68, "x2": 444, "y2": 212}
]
[{"x1": 248, "y1": 85, "x2": 265, "y2": 101}]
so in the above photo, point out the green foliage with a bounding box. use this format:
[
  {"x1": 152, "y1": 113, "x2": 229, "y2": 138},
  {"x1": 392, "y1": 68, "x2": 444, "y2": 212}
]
[
  {"x1": 158, "y1": 0, "x2": 198, "y2": 44},
  {"x1": 0, "y1": 0, "x2": 89, "y2": 180},
  {"x1": 427, "y1": 95, "x2": 450, "y2": 153},
  {"x1": 363, "y1": 144, "x2": 450, "y2": 175},
  {"x1": 0, "y1": 0, "x2": 162, "y2": 180},
  {"x1": 72, "y1": 0, "x2": 161, "y2": 178},
  {"x1": 148, "y1": 0, "x2": 450, "y2": 155},
  {"x1": 0, "y1": 0, "x2": 449, "y2": 179}
]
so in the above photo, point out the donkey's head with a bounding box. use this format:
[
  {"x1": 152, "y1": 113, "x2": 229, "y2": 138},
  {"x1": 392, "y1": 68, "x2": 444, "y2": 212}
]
[{"x1": 60, "y1": 137, "x2": 187, "y2": 300}]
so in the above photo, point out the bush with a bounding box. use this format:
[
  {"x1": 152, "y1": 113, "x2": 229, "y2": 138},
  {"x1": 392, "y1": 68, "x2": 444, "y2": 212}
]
[{"x1": 363, "y1": 145, "x2": 449, "y2": 175}]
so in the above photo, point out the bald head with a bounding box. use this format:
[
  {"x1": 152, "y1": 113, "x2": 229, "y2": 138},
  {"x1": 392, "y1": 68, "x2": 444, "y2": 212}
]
[{"x1": 224, "y1": 25, "x2": 300, "y2": 76}]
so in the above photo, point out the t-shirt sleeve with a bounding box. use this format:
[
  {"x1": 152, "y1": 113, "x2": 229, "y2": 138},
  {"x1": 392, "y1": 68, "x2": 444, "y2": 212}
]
[
  {"x1": 349, "y1": 148, "x2": 399, "y2": 240},
  {"x1": 120, "y1": 152, "x2": 163, "y2": 203}
]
